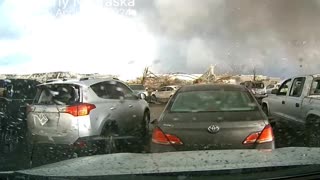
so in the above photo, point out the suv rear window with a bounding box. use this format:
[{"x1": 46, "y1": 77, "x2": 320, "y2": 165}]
[
  {"x1": 170, "y1": 90, "x2": 257, "y2": 112},
  {"x1": 34, "y1": 84, "x2": 80, "y2": 105}
]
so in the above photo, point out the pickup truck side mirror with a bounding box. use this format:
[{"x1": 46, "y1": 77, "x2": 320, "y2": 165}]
[{"x1": 271, "y1": 89, "x2": 278, "y2": 94}]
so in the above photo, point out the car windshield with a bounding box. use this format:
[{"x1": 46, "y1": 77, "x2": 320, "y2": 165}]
[
  {"x1": 1, "y1": 0, "x2": 320, "y2": 178},
  {"x1": 170, "y1": 90, "x2": 257, "y2": 112}
]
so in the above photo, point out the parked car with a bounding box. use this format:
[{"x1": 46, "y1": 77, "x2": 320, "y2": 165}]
[
  {"x1": 150, "y1": 84, "x2": 274, "y2": 152},
  {"x1": 0, "y1": 79, "x2": 40, "y2": 152},
  {"x1": 26, "y1": 78, "x2": 150, "y2": 156},
  {"x1": 129, "y1": 84, "x2": 148, "y2": 97},
  {"x1": 261, "y1": 74, "x2": 320, "y2": 146},
  {"x1": 151, "y1": 85, "x2": 179, "y2": 101},
  {"x1": 265, "y1": 83, "x2": 281, "y2": 94},
  {"x1": 240, "y1": 81, "x2": 267, "y2": 104}
]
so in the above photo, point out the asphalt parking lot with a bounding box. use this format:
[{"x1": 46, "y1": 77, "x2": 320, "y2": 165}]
[{"x1": 149, "y1": 103, "x2": 165, "y2": 122}]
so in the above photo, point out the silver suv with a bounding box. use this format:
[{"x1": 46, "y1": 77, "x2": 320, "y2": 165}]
[{"x1": 26, "y1": 78, "x2": 150, "y2": 154}]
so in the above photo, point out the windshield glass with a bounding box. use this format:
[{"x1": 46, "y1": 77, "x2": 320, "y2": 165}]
[
  {"x1": 170, "y1": 90, "x2": 256, "y2": 112},
  {"x1": 2, "y1": 0, "x2": 320, "y2": 178}
]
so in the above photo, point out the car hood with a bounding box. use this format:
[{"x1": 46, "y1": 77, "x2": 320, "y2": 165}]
[{"x1": 14, "y1": 147, "x2": 320, "y2": 177}]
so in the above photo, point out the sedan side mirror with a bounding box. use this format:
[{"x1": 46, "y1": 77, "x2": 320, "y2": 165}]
[{"x1": 271, "y1": 89, "x2": 278, "y2": 94}]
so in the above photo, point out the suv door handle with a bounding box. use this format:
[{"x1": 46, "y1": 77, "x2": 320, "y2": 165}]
[
  {"x1": 295, "y1": 103, "x2": 300, "y2": 107},
  {"x1": 110, "y1": 107, "x2": 116, "y2": 110},
  {"x1": 282, "y1": 101, "x2": 285, "y2": 104},
  {"x1": 129, "y1": 104, "x2": 133, "y2": 108}
]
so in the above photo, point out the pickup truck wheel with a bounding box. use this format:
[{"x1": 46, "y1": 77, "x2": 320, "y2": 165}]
[{"x1": 305, "y1": 116, "x2": 320, "y2": 147}]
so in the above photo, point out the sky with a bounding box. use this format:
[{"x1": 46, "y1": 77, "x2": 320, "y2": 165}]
[{"x1": 0, "y1": 0, "x2": 320, "y2": 80}]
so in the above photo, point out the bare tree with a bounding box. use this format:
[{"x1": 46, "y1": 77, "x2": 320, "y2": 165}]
[{"x1": 253, "y1": 66, "x2": 257, "y2": 81}]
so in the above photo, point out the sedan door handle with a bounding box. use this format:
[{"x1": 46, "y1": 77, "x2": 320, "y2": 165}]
[
  {"x1": 282, "y1": 101, "x2": 285, "y2": 104},
  {"x1": 129, "y1": 104, "x2": 133, "y2": 108},
  {"x1": 295, "y1": 103, "x2": 300, "y2": 107},
  {"x1": 110, "y1": 107, "x2": 116, "y2": 110}
]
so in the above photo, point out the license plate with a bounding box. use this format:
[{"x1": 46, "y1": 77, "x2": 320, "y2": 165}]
[{"x1": 34, "y1": 113, "x2": 49, "y2": 126}]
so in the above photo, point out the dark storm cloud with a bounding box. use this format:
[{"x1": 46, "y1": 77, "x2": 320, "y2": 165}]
[{"x1": 135, "y1": 0, "x2": 320, "y2": 78}]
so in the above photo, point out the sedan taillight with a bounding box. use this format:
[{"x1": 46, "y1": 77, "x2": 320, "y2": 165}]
[
  {"x1": 243, "y1": 124, "x2": 274, "y2": 145},
  {"x1": 152, "y1": 127, "x2": 183, "y2": 145}
]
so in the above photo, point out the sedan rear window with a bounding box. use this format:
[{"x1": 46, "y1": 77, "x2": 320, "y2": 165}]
[
  {"x1": 34, "y1": 84, "x2": 80, "y2": 105},
  {"x1": 170, "y1": 90, "x2": 257, "y2": 112}
]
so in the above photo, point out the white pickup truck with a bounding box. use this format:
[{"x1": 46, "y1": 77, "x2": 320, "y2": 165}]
[{"x1": 262, "y1": 74, "x2": 320, "y2": 146}]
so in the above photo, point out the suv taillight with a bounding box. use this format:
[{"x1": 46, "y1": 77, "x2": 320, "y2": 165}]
[
  {"x1": 243, "y1": 124, "x2": 274, "y2": 145},
  {"x1": 65, "y1": 103, "x2": 96, "y2": 117},
  {"x1": 152, "y1": 127, "x2": 183, "y2": 145}
]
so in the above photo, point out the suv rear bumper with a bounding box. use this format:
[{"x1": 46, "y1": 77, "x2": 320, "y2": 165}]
[
  {"x1": 29, "y1": 133, "x2": 138, "y2": 154},
  {"x1": 28, "y1": 130, "x2": 79, "y2": 145}
]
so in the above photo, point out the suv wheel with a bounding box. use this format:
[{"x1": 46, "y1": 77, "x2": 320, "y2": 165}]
[
  {"x1": 138, "y1": 111, "x2": 150, "y2": 152},
  {"x1": 100, "y1": 123, "x2": 119, "y2": 154},
  {"x1": 305, "y1": 115, "x2": 320, "y2": 147},
  {"x1": 141, "y1": 111, "x2": 150, "y2": 138}
]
